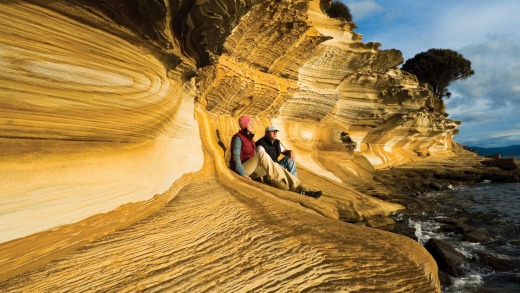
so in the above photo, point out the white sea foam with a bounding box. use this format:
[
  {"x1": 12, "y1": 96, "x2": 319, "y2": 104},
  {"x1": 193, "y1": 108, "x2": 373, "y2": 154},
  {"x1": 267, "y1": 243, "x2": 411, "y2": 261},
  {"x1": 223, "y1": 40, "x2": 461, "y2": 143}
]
[
  {"x1": 408, "y1": 219, "x2": 440, "y2": 245},
  {"x1": 444, "y1": 273, "x2": 484, "y2": 293},
  {"x1": 454, "y1": 241, "x2": 484, "y2": 259},
  {"x1": 443, "y1": 263, "x2": 496, "y2": 293}
]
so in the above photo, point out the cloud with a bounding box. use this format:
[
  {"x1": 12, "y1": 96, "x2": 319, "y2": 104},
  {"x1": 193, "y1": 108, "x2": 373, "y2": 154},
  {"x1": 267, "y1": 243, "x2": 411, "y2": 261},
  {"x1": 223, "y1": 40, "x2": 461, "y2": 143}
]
[
  {"x1": 339, "y1": 0, "x2": 520, "y2": 147},
  {"x1": 434, "y1": 1, "x2": 520, "y2": 49},
  {"x1": 454, "y1": 37, "x2": 520, "y2": 108},
  {"x1": 461, "y1": 129, "x2": 520, "y2": 148},
  {"x1": 446, "y1": 36, "x2": 520, "y2": 130},
  {"x1": 425, "y1": 34, "x2": 520, "y2": 146},
  {"x1": 450, "y1": 106, "x2": 520, "y2": 147},
  {"x1": 449, "y1": 112, "x2": 496, "y2": 124},
  {"x1": 338, "y1": 0, "x2": 383, "y2": 21},
  {"x1": 489, "y1": 130, "x2": 520, "y2": 138}
]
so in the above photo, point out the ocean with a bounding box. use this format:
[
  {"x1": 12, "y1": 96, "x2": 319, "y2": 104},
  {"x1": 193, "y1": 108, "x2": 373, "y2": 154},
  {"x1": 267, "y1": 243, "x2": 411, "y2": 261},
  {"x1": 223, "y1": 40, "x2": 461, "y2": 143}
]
[{"x1": 395, "y1": 182, "x2": 520, "y2": 292}]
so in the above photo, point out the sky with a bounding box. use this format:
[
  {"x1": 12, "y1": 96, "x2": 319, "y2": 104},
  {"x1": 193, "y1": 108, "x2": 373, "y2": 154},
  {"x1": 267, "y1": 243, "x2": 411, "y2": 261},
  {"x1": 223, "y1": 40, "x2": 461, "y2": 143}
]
[{"x1": 338, "y1": 0, "x2": 520, "y2": 148}]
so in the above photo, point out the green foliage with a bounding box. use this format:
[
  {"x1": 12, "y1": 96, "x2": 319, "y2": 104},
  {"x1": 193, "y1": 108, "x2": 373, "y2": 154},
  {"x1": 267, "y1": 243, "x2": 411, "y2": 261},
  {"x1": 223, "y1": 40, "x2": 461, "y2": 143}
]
[
  {"x1": 401, "y1": 49, "x2": 475, "y2": 99},
  {"x1": 325, "y1": 1, "x2": 353, "y2": 22}
]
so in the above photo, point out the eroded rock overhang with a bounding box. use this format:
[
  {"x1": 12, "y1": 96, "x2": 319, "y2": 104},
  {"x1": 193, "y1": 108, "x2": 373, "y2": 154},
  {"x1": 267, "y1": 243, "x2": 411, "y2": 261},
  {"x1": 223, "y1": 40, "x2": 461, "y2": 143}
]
[{"x1": 0, "y1": 1, "x2": 443, "y2": 291}]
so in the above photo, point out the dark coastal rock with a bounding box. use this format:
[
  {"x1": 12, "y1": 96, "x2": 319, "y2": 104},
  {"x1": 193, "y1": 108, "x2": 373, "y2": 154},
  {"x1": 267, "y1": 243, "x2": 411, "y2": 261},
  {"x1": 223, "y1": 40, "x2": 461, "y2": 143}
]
[
  {"x1": 437, "y1": 270, "x2": 453, "y2": 287},
  {"x1": 476, "y1": 252, "x2": 520, "y2": 272},
  {"x1": 481, "y1": 158, "x2": 518, "y2": 171},
  {"x1": 424, "y1": 238, "x2": 467, "y2": 277},
  {"x1": 462, "y1": 229, "x2": 490, "y2": 243},
  {"x1": 434, "y1": 219, "x2": 490, "y2": 243},
  {"x1": 435, "y1": 218, "x2": 467, "y2": 225},
  {"x1": 429, "y1": 182, "x2": 443, "y2": 191},
  {"x1": 435, "y1": 218, "x2": 468, "y2": 235},
  {"x1": 436, "y1": 224, "x2": 465, "y2": 235},
  {"x1": 386, "y1": 222, "x2": 418, "y2": 241},
  {"x1": 479, "y1": 171, "x2": 520, "y2": 183}
]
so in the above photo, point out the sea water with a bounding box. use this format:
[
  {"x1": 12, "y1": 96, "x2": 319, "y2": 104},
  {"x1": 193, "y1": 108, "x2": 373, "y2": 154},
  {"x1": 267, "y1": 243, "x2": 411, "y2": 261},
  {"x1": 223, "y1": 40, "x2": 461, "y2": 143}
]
[{"x1": 398, "y1": 182, "x2": 520, "y2": 293}]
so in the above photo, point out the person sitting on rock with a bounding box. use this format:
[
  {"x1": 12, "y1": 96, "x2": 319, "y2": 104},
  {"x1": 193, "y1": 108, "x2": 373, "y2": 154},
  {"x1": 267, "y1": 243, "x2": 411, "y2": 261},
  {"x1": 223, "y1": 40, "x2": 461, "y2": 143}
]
[
  {"x1": 229, "y1": 115, "x2": 321, "y2": 198},
  {"x1": 256, "y1": 125, "x2": 297, "y2": 177}
]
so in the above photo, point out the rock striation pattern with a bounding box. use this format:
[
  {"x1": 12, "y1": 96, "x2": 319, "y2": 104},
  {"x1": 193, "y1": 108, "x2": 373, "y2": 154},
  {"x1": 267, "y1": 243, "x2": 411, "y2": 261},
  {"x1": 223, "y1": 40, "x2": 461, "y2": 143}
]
[{"x1": 0, "y1": 0, "x2": 457, "y2": 291}]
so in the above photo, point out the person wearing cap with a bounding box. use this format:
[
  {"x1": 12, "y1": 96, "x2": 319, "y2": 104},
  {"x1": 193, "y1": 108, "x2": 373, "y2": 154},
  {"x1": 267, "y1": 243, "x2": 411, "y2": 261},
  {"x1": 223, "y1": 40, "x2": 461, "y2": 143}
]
[
  {"x1": 256, "y1": 125, "x2": 297, "y2": 177},
  {"x1": 229, "y1": 115, "x2": 321, "y2": 198}
]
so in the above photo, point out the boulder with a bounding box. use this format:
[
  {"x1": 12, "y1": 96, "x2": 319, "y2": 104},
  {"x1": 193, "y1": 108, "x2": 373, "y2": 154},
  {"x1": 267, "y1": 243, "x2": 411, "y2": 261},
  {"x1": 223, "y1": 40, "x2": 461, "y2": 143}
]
[
  {"x1": 387, "y1": 222, "x2": 418, "y2": 241},
  {"x1": 436, "y1": 224, "x2": 465, "y2": 235},
  {"x1": 481, "y1": 158, "x2": 518, "y2": 171},
  {"x1": 429, "y1": 182, "x2": 443, "y2": 191},
  {"x1": 437, "y1": 270, "x2": 452, "y2": 287},
  {"x1": 434, "y1": 218, "x2": 467, "y2": 235},
  {"x1": 477, "y1": 252, "x2": 520, "y2": 272},
  {"x1": 462, "y1": 229, "x2": 490, "y2": 243},
  {"x1": 424, "y1": 238, "x2": 467, "y2": 277}
]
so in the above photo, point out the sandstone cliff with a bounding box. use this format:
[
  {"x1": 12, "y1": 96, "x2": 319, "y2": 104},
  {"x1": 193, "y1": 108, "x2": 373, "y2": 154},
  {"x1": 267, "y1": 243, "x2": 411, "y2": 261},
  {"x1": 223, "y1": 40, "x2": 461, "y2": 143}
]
[{"x1": 0, "y1": 0, "x2": 454, "y2": 291}]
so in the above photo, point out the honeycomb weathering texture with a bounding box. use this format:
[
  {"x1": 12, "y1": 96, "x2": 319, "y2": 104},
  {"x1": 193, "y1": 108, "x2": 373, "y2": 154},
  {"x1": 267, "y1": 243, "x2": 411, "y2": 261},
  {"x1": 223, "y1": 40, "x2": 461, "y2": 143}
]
[{"x1": 0, "y1": 0, "x2": 448, "y2": 291}]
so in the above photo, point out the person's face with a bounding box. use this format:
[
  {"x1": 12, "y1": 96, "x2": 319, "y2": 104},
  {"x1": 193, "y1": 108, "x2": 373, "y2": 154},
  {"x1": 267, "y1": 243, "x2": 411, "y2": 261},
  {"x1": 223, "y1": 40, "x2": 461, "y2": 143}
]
[
  {"x1": 245, "y1": 120, "x2": 254, "y2": 133},
  {"x1": 266, "y1": 131, "x2": 278, "y2": 141}
]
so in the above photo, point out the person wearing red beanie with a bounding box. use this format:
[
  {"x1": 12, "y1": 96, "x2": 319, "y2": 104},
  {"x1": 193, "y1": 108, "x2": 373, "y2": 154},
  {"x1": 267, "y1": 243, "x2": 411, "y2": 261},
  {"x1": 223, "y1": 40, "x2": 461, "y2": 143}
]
[
  {"x1": 229, "y1": 115, "x2": 321, "y2": 198},
  {"x1": 238, "y1": 115, "x2": 252, "y2": 130}
]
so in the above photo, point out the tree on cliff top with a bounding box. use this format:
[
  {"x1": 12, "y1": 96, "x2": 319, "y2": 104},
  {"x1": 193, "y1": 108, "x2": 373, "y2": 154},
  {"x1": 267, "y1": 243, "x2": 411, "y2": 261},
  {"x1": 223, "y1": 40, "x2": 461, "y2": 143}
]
[
  {"x1": 402, "y1": 49, "x2": 475, "y2": 99},
  {"x1": 325, "y1": 1, "x2": 353, "y2": 22}
]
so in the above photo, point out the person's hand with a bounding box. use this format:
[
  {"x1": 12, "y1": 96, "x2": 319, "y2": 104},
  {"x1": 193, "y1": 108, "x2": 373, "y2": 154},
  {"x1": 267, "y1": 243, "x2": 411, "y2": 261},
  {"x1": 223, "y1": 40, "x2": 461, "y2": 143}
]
[
  {"x1": 242, "y1": 175, "x2": 252, "y2": 180},
  {"x1": 288, "y1": 150, "x2": 296, "y2": 162}
]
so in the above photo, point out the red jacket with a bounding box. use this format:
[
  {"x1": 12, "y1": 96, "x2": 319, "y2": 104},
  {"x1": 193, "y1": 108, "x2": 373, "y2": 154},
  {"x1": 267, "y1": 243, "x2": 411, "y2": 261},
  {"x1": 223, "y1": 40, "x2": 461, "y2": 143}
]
[{"x1": 230, "y1": 130, "x2": 256, "y2": 171}]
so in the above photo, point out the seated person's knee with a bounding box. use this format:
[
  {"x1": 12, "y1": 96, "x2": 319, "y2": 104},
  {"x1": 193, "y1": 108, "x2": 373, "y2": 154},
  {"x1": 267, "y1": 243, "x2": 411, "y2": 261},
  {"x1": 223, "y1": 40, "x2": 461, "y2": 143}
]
[{"x1": 258, "y1": 151, "x2": 269, "y2": 160}]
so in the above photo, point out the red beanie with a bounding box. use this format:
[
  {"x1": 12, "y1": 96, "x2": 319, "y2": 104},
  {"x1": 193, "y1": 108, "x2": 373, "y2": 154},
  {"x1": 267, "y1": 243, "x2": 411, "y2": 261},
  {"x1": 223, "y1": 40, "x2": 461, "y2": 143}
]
[{"x1": 238, "y1": 115, "x2": 252, "y2": 129}]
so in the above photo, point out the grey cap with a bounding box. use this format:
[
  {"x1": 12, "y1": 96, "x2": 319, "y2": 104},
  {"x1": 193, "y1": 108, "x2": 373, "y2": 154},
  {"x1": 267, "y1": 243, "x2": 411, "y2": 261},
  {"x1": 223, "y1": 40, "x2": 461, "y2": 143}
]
[{"x1": 265, "y1": 125, "x2": 279, "y2": 132}]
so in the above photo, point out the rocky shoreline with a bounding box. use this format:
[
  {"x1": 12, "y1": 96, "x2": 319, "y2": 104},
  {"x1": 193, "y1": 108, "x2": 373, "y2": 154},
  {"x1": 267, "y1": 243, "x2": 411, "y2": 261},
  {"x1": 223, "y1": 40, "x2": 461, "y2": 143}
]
[
  {"x1": 368, "y1": 147, "x2": 519, "y2": 216},
  {"x1": 368, "y1": 147, "x2": 520, "y2": 288}
]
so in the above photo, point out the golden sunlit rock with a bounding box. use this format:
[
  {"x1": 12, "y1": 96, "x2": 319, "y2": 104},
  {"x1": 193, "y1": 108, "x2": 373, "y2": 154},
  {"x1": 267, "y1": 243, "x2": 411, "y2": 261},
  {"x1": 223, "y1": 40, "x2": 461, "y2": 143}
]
[{"x1": 0, "y1": 0, "x2": 455, "y2": 291}]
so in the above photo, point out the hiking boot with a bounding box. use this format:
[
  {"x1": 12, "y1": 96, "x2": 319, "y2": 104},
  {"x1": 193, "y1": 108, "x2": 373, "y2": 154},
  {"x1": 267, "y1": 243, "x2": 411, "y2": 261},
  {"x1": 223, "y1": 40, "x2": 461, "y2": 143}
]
[
  {"x1": 291, "y1": 184, "x2": 322, "y2": 199},
  {"x1": 300, "y1": 190, "x2": 322, "y2": 198},
  {"x1": 291, "y1": 183, "x2": 308, "y2": 193},
  {"x1": 266, "y1": 179, "x2": 289, "y2": 191}
]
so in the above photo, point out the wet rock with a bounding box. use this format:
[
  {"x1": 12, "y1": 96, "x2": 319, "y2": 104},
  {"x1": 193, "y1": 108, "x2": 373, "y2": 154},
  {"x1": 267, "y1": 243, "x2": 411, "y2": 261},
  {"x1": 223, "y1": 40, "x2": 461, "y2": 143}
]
[
  {"x1": 429, "y1": 182, "x2": 443, "y2": 191},
  {"x1": 424, "y1": 238, "x2": 467, "y2": 277},
  {"x1": 438, "y1": 270, "x2": 452, "y2": 287},
  {"x1": 435, "y1": 218, "x2": 466, "y2": 225},
  {"x1": 480, "y1": 171, "x2": 520, "y2": 183},
  {"x1": 481, "y1": 158, "x2": 518, "y2": 171},
  {"x1": 462, "y1": 229, "x2": 490, "y2": 243},
  {"x1": 434, "y1": 219, "x2": 490, "y2": 242},
  {"x1": 386, "y1": 222, "x2": 418, "y2": 241},
  {"x1": 436, "y1": 224, "x2": 465, "y2": 235},
  {"x1": 434, "y1": 218, "x2": 468, "y2": 235},
  {"x1": 476, "y1": 252, "x2": 520, "y2": 272}
]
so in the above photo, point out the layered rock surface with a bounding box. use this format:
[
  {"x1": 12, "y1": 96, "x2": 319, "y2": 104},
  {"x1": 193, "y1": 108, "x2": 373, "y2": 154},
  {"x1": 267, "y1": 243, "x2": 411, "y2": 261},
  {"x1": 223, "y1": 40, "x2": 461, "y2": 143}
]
[{"x1": 0, "y1": 0, "x2": 460, "y2": 291}]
